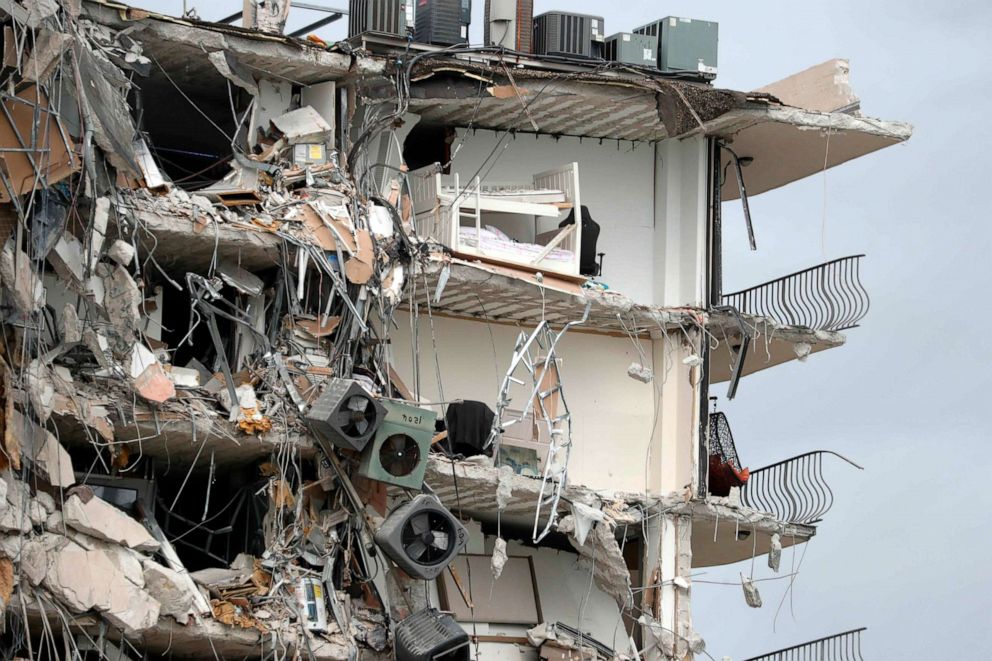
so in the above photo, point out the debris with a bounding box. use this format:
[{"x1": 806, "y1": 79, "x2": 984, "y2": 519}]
[
  {"x1": 62, "y1": 492, "x2": 160, "y2": 552},
  {"x1": 271, "y1": 106, "x2": 333, "y2": 145},
  {"x1": 142, "y1": 561, "x2": 195, "y2": 625},
  {"x1": 106, "y1": 239, "x2": 135, "y2": 266},
  {"x1": 627, "y1": 362, "x2": 654, "y2": 383},
  {"x1": 567, "y1": 502, "x2": 606, "y2": 547},
  {"x1": 682, "y1": 354, "x2": 704, "y2": 368},
  {"x1": 495, "y1": 465, "x2": 514, "y2": 511},
  {"x1": 794, "y1": 342, "x2": 812, "y2": 361},
  {"x1": 768, "y1": 533, "x2": 782, "y2": 572},
  {"x1": 43, "y1": 541, "x2": 161, "y2": 633},
  {"x1": 10, "y1": 410, "x2": 74, "y2": 487},
  {"x1": 133, "y1": 360, "x2": 177, "y2": 403},
  {"x1": 491, "y1": 537, "x2": 508, "y2": 580},
  {"x1": 741, "y1": 575, "x2": 762, "y2": 608},
  {"x1": 217, "y1": 260, "x2": 265, "y2": 296},
  {"x1": 0, "y1": 86, "x2": 78, "y2": 202},
  {"x1": 0, "y1": 241, "x2": 44, "y2": 313}
]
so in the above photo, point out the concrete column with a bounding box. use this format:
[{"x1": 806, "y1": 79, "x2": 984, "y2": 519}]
[
  {"x1": 653, "y1": 136, "x2": 709, "y2": 309},
  {"x1": 645, "y1": 330, "x2": 703, "y2": 498},
  {"x1": 243, "y1": 0, "x2": 292, "y2": 34},
  {"x1": 641, "y1": 511, "x2": 695, "y2": 661}
]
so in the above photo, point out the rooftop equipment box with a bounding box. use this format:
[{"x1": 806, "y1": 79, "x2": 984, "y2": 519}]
[
  {"x1": 484, "y1": 0, "x2": 534, "y2": 53},
  {"x1": 604, "y1": 32, "x2": 656, "y2": 68},
  {"x1": 533, "y1": 11, "x2": 603, "y2": 59},
  {"x1": 633, "y1": 16, "x2": 718, "y2": 79},
  {"x1": 415, "y1": 0, "x2": 471, "y2": 45},
  {"x1": 349, "y1": 0, "x2": 410, "y2": 38}
]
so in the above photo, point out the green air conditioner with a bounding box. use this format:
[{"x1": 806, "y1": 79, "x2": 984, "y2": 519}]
[
  {"x1": 358, "y1": 400, "x2": 437, "y2": 489},
  {"x1": 633, "y1": 16, "x2": 718, "y2": 80}
]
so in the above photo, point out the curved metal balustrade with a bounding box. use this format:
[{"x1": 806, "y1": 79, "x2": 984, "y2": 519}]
[
  {"x1": 722, "y1": 255, "x2": 869, "y2": 332},
  {"x1": 741, "y1": 451, "x2": 863, "y2": 525},
  {"x1": 741, "y1": 627, "x2": 866, "y2": 661}
]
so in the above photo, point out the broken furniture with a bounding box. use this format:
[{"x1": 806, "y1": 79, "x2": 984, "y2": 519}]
[
  {"x1": 410, "y1": 162, "x2": 584, "y2": 278},
  {"x1": 707, "y1": 411, "x2": 750, "y2": 497}
]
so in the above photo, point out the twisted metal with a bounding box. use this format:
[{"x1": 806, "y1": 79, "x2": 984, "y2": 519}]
[
  {"x1": 741, "y1": 627, "x2": 866, "y2": 661},
  {"x1": 722, "y1": 255, "x2": 869, "y2": 331},
  {"x1": 741, "y1": 451, "x2": 863, "y2": 524}
]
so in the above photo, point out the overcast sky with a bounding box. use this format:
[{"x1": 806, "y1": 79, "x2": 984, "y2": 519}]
[{"x1": 140, "y1": 0, "x2": 991, "y2": 657}]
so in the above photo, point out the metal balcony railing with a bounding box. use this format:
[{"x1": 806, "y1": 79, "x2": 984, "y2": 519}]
[
  {"x1": 741, "y1": 451, "x2": 863, "y2": 525},
  {"x1": 741, "y1": 627, "x2": 867, "y2": 661},
  {"x1": 721, "y1": 255, "x2": 869, "y2": 332}
]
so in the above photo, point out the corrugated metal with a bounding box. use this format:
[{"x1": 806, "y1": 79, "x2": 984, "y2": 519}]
[
  {"x1": 349, "y1": 0, "x2": 407, "y2": 37},
  {"x1": 415, "y1": 0, "x2": 467, "y2": 45},
  {"x1": 534, "y1": 12, "x2": 601, "y2": 58}
]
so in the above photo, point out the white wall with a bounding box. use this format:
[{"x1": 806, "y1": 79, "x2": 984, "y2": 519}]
[
  {"x1": 446, "y1": 129, "x2": 657, "y2": 303},
  {"x1": 390, "y1": 313, "x2": 656, "y2": 494},
  {"x1": 423, "y1": 529, "x2": 626, "y2": 659}
]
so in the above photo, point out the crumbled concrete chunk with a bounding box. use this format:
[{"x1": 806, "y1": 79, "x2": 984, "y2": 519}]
[
  {"x1": 60, "y1": 303, "x2": 83, "y2": 344},
  {"x1": 106, "y1": 239, "x2": 135, "y2": 266},
  {"x1": 35, "y1": 490, "x2": 55, "y2": 515},
  {"x1": 134, "y1": 362, "x2": 176, "y2": 403},
  {"x1": 627, "y1": 362, "x2": 654, "y2": 383},
  {"x1": 47, "y1": 232, "x2": 86, "y2": 285},
  {"x1": 491, "y1": 537, "x2": 507, "y2": 580},
  {"x1": 768, "y1": 533, "x2": 782, "y2": 572},
  {"x1": 103, "y1": 265, "x2": 142, "y2": 339},
  {"x1": 0, "y1": 241, "x2": 44, "y2": 313},
  {"x1": 43, "y1": 542, "x2": 161, "y2": 633},
  {"x1": 62, "y1": 493, "x2": 160, "y2": 552},
  {"x1": 10, "y1": 410, "x2": 75, "y2": 488},
  {"x1": 142, "y1": 560, "x2": 193, "y2": 624},
  {"x1": 28, "y1": 499, "x2": 46, "y2": 527},
  {"x1": 742, "y1": 576, "x2": 762, "y2": 608},
  {"x1": 21, "y1": 539, "x2": 48, "y2": 586}
]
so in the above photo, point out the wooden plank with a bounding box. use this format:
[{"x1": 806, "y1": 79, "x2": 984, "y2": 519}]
[
  {"x1": 530, "y1": 223, "x2": 576, "y2": 265},
  {"x1": 439, "y1": 193, "x2": 563, "y2": 217}
]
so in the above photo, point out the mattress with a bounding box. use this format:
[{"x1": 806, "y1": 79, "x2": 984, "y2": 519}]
[{"x1": 458, "y1": 226, "x2": 574, "y2": 264}]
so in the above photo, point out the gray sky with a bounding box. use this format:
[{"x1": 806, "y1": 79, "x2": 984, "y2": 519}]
[{"x1": 141, "y1": 0, "x2": 992, "y2": 657}]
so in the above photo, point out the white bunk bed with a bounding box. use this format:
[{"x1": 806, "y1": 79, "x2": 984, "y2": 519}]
[{"x1": 409, "y1": 162, "x2": 583, "y2": 278}]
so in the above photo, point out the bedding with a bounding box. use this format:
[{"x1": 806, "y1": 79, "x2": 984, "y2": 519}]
[{"x1": 458, "y1": 226, "x2": 574, "y2": 264}]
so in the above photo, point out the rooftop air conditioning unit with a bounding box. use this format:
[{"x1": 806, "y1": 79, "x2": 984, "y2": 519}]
[
  {"x1": 415, "y1": 0, "x2": 471, "y2": 46},
  {"x1": 357, "y1": 400, "x2": 436, "y2": 489},
  {"x1": 349, "y1": 0, "x2": 410, "y2": 38},
  {"x1": 604, "y1": 32, "x2": 656, "y2": 68},
  {"x1": 375, "y1": 495, "x2": 469, "y2": 580},
  {"x1": 533, "y1": 11, "x2": 603, "y2": 59},
  {"x1": 395, "y1": 609, "x2": 471, "y2": 661},
  {"x1": 305, "y1": 378, "x2": 386, "y2": 452},
  {"x1": 484, "y1": 0, "x2": 533, "y2": 53},
  {"x1": 633, "y1": 17, "x2": 719, "y2": 80}
]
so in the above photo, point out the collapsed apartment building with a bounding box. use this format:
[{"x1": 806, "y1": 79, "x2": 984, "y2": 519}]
[{"x1": 0, "y1": 1, "x2": 911, "y2": 659}]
